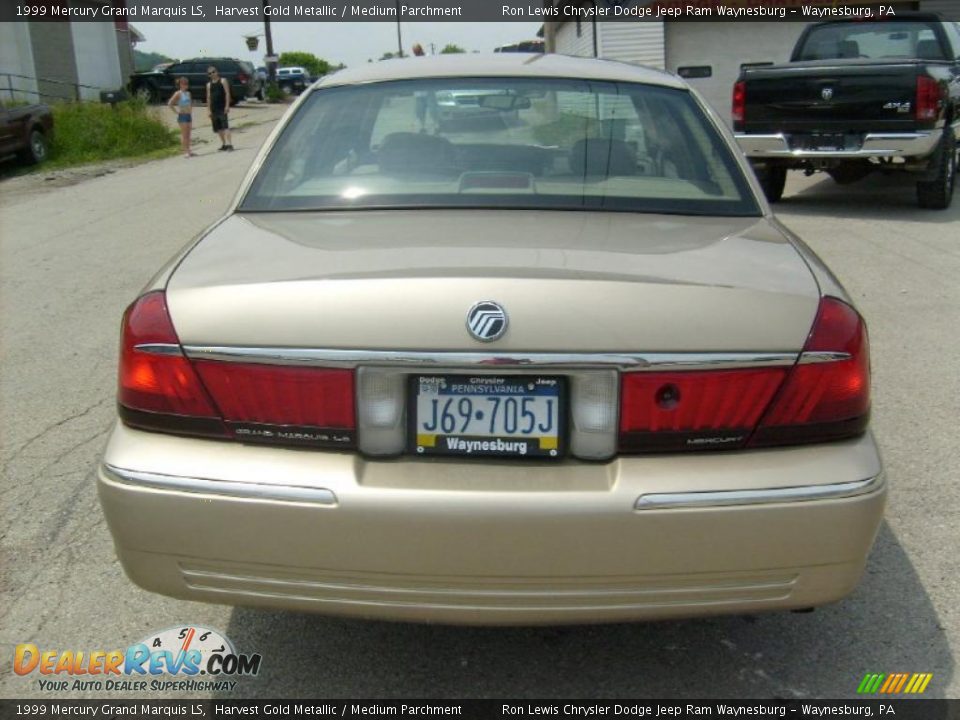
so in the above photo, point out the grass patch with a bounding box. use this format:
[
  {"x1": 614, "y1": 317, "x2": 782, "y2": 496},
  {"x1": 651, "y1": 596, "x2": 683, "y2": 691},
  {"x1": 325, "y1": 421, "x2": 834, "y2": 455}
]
[{"x1": 46, "y1": 96, "x2": 178, "y2": 168}]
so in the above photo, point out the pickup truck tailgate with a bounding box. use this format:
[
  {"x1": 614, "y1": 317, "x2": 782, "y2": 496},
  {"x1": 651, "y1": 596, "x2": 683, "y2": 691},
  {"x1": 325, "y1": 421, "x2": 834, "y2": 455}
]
[{"x1": 742, "y1": 60, "x2": 922, "y2": 133}]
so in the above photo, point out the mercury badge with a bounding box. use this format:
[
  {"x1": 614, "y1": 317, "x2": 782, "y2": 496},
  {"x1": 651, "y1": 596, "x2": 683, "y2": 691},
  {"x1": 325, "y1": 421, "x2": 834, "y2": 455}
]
[
  {"x1": 466, "y1": 301, "x2": 508, "y2": 342},
  {"x1": 821, "y1": 87, "x2": 834, "y2": 101}
]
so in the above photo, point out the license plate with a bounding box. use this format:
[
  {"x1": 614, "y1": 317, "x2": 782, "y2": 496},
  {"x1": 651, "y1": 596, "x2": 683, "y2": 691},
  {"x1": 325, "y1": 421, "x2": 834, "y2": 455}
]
[{"x1": 410, "y1": 375, "x2": 564, "y2": 459}]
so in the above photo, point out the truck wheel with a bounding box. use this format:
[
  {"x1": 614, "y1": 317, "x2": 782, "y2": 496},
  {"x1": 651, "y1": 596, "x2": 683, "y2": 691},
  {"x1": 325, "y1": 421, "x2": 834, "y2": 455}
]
[
  {"x1": 916, "y1": 132, "x2": 956, "y2": 210},
  {"x1": 756, "y1": 165, "x2": 787, "y2": 203},
  {"x1": 17, "y1": 128, "x2": 48, "y2": 165}
]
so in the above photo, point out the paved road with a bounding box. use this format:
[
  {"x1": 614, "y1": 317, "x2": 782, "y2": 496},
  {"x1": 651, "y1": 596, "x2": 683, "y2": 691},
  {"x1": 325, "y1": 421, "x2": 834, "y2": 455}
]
[{"x1": 1, "y1": 115, "x2": 958, "y2": 700}]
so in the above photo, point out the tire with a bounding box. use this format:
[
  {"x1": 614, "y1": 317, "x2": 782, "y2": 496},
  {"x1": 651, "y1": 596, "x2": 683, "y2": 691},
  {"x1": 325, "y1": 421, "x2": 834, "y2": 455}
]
[
  {"x1": 133, "y1": 84, "x2": 157, "y2": 103},
  {"x1": 916, "y1": 131, "x2": 956, "y2": 210},
  {"x1": 755, "y1": 165, "x2": 787, "y2": 203},
  {"x1": 17, "y1": 128, "x2": 48, "y2": 165}
]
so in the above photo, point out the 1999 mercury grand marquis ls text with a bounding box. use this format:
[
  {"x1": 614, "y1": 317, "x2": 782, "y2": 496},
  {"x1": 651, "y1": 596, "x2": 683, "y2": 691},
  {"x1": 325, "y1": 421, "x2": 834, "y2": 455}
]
[{"x1": 98, "y1": 54, "x2": 885, "y2": 624}]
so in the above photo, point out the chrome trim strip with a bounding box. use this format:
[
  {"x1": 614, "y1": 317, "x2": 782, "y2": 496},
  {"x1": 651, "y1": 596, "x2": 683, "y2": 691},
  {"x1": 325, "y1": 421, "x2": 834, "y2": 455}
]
[
  {"x1": 634, "y1": 473, "x2": 883, "y2": 511},
  {"x1": 797, "y1": 351, "x2": 851, "y2": 365},
  {"x1": 182, "y1": 346, "x2": 798, "y2": 372},
  {"x1": 101, "y1": 464, "x2": 338, "y2": 506},
  {"x1": 134, "y1": 343, "x2": 183, "y2": 356},
  {"x1": 736, "y1": 131, "x2": 941, "y2": 159}
]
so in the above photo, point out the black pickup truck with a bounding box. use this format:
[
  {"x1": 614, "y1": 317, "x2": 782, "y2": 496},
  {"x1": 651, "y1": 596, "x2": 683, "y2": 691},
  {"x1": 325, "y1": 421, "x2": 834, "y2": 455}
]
[{"x1": 734, "y1": 15, "x2": 960, "y2": 209}]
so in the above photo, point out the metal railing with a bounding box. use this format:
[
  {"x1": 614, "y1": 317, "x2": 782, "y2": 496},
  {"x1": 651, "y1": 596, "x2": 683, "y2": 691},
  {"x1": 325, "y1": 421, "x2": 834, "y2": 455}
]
[{"x1": 1, "y1": 72, "x2": 105, "y2": 103}]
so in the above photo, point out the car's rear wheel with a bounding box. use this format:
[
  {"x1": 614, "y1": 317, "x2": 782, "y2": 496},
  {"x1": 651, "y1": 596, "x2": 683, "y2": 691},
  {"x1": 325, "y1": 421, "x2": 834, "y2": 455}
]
[
  {"x1": 755, "y1": 164, "x2": 787, "y2": 203},
  {"x1": 916, "y1": 131, "x2": 956, "y2": 210},
  {"x1": 17, "y1": 128, "x2": 48, "y2": 165}
]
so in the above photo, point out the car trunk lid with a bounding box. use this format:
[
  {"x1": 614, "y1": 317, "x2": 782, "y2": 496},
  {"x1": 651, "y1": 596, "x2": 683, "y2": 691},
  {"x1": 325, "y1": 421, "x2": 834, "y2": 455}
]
[{"x1": 165, "y1": 210, "x2": 820, "y2": 353}]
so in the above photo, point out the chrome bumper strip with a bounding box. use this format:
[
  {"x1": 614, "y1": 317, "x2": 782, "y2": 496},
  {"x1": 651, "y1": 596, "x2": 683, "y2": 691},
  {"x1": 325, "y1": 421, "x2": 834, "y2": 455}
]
[
  {"x1": 181, "y1": 346, "x2": 799, "y2": 372},
  {"x1": 736, "y1": 131, "x2": 942, "y2": 159},
  {"x1": 634, "y1": 473, "x2": 884, "y2": 511},
  {"x1": 101, "y1": 464, "x2": 338, "y2": 506}
]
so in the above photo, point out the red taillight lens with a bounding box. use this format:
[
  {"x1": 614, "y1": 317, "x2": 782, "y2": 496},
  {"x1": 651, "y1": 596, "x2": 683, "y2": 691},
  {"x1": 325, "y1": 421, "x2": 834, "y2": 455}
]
[
  {"x1": 193, "y1": 362, "x2": 355, "y2": 430},
  {"x1": 237, "y1": 73, "x2": 249, "y2": 83},
  {"x1": 118, "y1": 291, "x2": 356, "y2": 446},
  {"x1": 916, "y1": 76, "x2": 941, "y2": 122},
  {"x1": 619, "y1": 368, "x2": 786, "y2": 452},
  {"x1": 751, "y1": 297, "x2": 870, "y2": 446},
  {"x1": 618, "y1": 297, "x2": 870, "y2": 453},
  {"x1": 732, "y1": 81, "x2": 746, "y2": 128},
  {"x1": 118, "y1": 292, "x2": 226, "y2": 436}
]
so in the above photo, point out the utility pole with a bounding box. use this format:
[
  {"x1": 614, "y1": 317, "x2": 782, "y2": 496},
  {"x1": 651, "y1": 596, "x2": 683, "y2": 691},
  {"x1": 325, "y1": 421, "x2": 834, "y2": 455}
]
[
  {"x1": 395, "y1": 5, "x2": 403, "y2": 57},
  {"x1": 263, "y1": 0, "x2": 277, "y2": 82}
]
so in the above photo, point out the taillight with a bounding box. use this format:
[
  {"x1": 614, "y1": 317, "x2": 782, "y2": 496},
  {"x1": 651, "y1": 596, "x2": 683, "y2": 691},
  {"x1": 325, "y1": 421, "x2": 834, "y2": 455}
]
[
  {"x1": 118, "y1": 291, "x2": 226, "y2": 437},
  {"x1": 618, "y1": 297, "x2": 870, "y2": 453},
  {"x1": 732, "y1": 81, "x2": 746, "y2": 129},
  {"x1": 916, "y1": 76, "x2": 941, "y2": 122},
  {"x1": 118, "y1": 291, "x2": 356, "y2": 447},
  {"x1": 193, "y1": 361, "x2": 355, "y2": 447},
  {"x1": 619, "y1": 368, "x2": 786, "y2": 452},
  {"x1": 237, "y1": 73, "x2": 249, "y2": 83},
  {"x1": 751, "y1": 297, "x2": 869, "y2": 447}
]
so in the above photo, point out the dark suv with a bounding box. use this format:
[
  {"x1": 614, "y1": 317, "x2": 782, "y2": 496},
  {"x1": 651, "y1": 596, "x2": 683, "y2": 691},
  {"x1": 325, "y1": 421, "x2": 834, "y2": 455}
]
[{"x1": 130, "y1": 58, "x2": 263, "y2": 105}]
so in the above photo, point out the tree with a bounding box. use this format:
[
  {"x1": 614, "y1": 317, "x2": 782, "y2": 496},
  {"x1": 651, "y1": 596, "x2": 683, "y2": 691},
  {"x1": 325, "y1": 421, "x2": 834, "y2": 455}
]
[
  {"x1": 440, "y1": 44, "x2": 467, "y2": 54},
  {"x1": 277, "y1": 51, "x2": 331, "y2": 78},
  {"x1": 133, "y1": 50, "x2": 174, "y2": 72}
]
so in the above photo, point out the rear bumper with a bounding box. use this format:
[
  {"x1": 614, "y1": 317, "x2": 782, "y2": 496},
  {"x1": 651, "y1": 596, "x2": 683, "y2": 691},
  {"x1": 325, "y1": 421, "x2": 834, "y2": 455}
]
[
  {"x1": 736, "y1": 130, "x2": 942, "y2": 160},
  {"x1": 98, "y1": 423, "x2": 886, "y2": 625}
]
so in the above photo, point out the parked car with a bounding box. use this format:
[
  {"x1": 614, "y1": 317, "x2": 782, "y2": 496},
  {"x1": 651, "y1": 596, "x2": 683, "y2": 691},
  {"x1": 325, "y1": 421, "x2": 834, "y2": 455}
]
[
  {"x1": 99, "y1": 54, "x2": 885, "y2": 625},
  {"x1": 734, "y1": 14, "x2": 960, "y2": 209},
  {"x1": 276, "y1": 66, "x2": 311, "y2": 95},
  {"x1": 0, "y1": 101, "x2": 53, "y2": 165},
  {"x1": 129, "y1": 57, "x2": 262, "y2": 105}
]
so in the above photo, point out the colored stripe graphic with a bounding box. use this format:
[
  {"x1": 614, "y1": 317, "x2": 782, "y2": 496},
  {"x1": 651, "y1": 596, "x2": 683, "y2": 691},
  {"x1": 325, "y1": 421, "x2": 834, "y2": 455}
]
[
  {"x1": 857, "y1": 674, "x2": 884, "y2": 694},
  {"x1": 858, "y1": 672, "x2": 932, "y2": 694}
]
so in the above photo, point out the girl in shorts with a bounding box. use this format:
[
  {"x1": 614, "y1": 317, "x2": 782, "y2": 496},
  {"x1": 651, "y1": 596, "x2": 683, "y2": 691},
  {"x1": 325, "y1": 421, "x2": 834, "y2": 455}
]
[{"x1": 168, "y1": 77, "x2": 195, "y2": 158}]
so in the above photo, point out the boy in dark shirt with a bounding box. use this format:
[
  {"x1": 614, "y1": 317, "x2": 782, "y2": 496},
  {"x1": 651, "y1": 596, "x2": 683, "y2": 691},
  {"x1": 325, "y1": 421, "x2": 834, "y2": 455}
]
[{"x1": 206, "y1": 66, "x2": 234, "y2": 151}]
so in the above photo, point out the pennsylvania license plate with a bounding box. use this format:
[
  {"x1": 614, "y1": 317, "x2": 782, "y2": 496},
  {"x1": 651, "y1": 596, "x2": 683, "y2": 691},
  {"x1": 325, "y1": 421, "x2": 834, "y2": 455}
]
[{"x1": 410, "y1": 375, "x2": 564, "y2": 459}]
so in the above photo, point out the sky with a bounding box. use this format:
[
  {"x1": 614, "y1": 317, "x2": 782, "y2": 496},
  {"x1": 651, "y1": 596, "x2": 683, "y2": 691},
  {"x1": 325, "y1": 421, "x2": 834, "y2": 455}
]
[{"x1": 136, "y1": 22, "x2": 543, "y2": 68}]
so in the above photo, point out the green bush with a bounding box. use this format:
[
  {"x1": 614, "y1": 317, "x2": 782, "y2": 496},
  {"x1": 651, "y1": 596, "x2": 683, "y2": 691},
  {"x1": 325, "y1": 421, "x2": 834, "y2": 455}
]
[
  {"x1": 48, "y1": 98, "x2": 177, "y2": 166},
  {"x1": 264, "y1": 82, "x2": 286, "y2": 104}
]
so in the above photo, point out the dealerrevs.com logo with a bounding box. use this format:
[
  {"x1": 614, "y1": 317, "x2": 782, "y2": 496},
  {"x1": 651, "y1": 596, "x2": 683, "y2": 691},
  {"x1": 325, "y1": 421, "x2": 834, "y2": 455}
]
[{"x1": 14, "y1": 626, "x2": 261, "y2": 693}]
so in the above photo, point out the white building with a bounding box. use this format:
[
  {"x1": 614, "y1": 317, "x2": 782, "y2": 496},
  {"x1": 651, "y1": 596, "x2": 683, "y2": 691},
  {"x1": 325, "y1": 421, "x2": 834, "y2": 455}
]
[
  {"x1": 1, "y1": 11, "x2": 137, "y2": 104},
  {"x1": 544, "y1": 0, "x2": 955, "y2": 122}
]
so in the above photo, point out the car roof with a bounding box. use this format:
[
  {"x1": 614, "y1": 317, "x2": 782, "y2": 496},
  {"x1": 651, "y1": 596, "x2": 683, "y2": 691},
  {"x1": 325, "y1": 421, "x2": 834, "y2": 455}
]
[{"x1": 317, "y1": 53, "x2": 686, "y2": 90}]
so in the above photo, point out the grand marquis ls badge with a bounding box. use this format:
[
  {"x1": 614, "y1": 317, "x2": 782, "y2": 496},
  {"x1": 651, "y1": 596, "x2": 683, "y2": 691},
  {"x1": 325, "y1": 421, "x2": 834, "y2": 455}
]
[{"x1": 467, "y1": 301, "x2": 508, "y2": 342}]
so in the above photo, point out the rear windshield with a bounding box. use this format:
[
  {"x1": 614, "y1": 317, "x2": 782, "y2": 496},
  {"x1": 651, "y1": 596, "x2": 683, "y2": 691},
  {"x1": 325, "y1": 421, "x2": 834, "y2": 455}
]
[
  {"x1": 795, "y1": 21, "x2": 945, "y2": 61},
  {"x1": 241, "y1": 77, "x2": 759, "y2": 216}
]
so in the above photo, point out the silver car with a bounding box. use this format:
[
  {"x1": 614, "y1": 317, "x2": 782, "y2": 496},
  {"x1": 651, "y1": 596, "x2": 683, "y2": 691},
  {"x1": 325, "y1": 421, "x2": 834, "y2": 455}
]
[{"x1": 98, "y1": 54, "x2": 885, "y2": 625}]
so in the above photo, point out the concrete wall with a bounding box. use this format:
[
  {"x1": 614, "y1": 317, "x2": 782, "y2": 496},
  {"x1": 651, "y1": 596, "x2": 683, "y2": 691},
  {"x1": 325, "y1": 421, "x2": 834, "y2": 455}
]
[
  {"x1": 28, "y1": 23, "x2": 79, "y2": 102},
  {"x1": 71, "y1": 22, "x2": 123, "y2": 99},
  {"x1": 0, "y1": 23, "x2": 38, "y2": 103}
]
